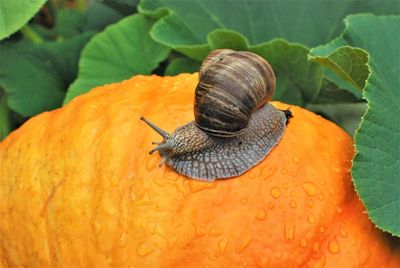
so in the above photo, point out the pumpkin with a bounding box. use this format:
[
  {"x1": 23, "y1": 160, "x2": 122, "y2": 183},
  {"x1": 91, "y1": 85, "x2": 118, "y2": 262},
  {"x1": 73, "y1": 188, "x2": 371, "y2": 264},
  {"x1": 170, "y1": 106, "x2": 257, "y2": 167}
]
[{"x1": 0, "y1": 73, "x2": 398, "y2": 267}]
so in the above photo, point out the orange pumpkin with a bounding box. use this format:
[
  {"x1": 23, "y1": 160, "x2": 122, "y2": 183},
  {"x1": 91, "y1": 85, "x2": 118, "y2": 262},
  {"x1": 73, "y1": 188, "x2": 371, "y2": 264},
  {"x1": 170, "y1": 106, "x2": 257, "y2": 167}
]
[{"x1": 0, "y1": 73, "x2": 398, "y2": 267}]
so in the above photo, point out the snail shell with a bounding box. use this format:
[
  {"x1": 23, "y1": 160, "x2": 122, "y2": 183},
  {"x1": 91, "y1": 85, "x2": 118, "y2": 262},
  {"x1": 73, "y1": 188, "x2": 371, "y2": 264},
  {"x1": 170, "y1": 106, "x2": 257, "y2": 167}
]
[
  {"x1": 195, "y1": 49, "x2": 276, "y2": 137},
  {"x1": 141, "y1": 49, "x2": 291, "y2": 181}
]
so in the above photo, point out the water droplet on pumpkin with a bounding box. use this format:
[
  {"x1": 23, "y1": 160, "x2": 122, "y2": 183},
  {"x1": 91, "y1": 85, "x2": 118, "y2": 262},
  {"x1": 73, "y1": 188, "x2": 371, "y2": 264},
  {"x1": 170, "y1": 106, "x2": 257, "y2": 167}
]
[
  {"x1": 241, "y1": 181, "x2": 248, "y2": 187},
  {"x1": 236, "y1": 236, "x2": 252, "y2": 253},
  {"x1": 336, "y1": 206, "x2": 343, "y2": 214},
  {"x1": 328, "y1": 238, "x2": 340, "y2": 254},
  {"x1": 329, "y1": 188, "x2": 335, "y2": 195},
  {"x1": 318, "y1": 193, "x2": 325, "y2": 200},
  {"x1": 319, "y1": 227, "x2": 325, "y2": 233},
  {"x1": 302, "y1": 182, "x2": 317, "y2": 196},
  {"x1": 289, "y1": 200, "x2": 297, "y2": 208},
  {"x1": 281, "y1": 168, "x2": 288, "y2": 175},
  {"x1": 333, "y1": 167, "x2": 341, "y2": 173},
  {"x1": 275, "y1": 251, "x2": 283, "y2": 260},
  {"x1": 284, "y1": 192, "x2": 288, "y2": 197},
  {"x1": 136, "y1": 242, "x2": 155, "y2": 256},
  {"x1": 218, "y1": 239, "x2": 229, "y2": 254},
  {"x1": 209, "y1": 227, "x2": 222, "y2": 237},
  {"x1": 307, "y1": 214, "x2": 315, "y2": 224},
  {"x1": 188, "y1": 180, "x2": 217, "y2": 193},
  {"x1": 292, "y1": 156, "x2": 299, "y2": 163},
  {"x1": 300, "y1": 238, "x2": 308, "y2": 248},
  {"x1": 145, "y1": 156, "x2": 159, "y2": 171},
  {"x1": 153, "y1": 176, "x2": 167, "y2": 187},
  {"x1": 255, "y1": 256, "x2": 271, "y2": 267},
  {"x1": 240, "y1": 197, "x2": 248, "y2": 204},
  {"x1": 195, "y1": 226, "x2": 207, "y2": 237},
  {"x1": 270, "y1": 187, "x2": 281, "y2": 199},
  {"x1": 254, "y1": 208, "x2": 267, "y2": 221},
  {"x1": 262, "y1": 164, "x2": 277, "y2": 180},
  {"x1": 340, "y1": 226, "x2": 347, "y2": 237},
  {"x1": 283, "y1": 183, "x2": 289, "y2": 189},
  {"x1": 312, "y1": 243, "x2": 320, "y2": 252},
  {"x1": 307, "y1": 200, "x2": 313, "y2": 208},
  {"x1": 290, "y1": 191, "x2": 295, "y2": 197},
  {"x1": 284, "y1": 221, "x2": 296, "y2": 242},
  {"x1": 268, "y1": 202, "x2": 275, "y2": 209}
]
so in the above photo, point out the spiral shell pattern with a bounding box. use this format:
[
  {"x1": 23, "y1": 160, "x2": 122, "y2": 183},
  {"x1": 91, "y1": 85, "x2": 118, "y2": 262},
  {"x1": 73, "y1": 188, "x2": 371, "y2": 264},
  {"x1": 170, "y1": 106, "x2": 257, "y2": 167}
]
[{"x1": 194, "y1": 49, "x2": 276, "y2": 137}]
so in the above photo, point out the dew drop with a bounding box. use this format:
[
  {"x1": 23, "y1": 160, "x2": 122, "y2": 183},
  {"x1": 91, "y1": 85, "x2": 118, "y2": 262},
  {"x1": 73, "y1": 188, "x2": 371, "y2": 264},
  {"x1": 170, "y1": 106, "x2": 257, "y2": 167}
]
[
  {"x1": 312, "y1": 242, "x2": 320, "y2": 252},
  {"x1": 300, "y1": 238, "x2": 308, "y2": 248},
  {"x1": 292, "y1": 156, "x2": 299, "y2": 163},
  {"x1": 289, "y1": 200, "x2": 297, "y2": 209},
  {"x1": 153, "y1": 176, "x2": 167, "y2": 187},
  {"x1": 136, "y1": 242, "x2": 155, "y2": 256},
  {"x1": 283, "y1": 183, "x2": 289, "y2": 189},
  {"x1": 262, "y1": 164, "x2": 277, "y2": 180},
  {"x1": 240, "y1": 197, "x2": 248, "y2": 204},
  {"x1": 254, "y1": 208, "x2": 268, "y2": 221},
  {"x1": 236, "y1": 236, "x2": 252, "y2": 253},
  {"x1": 268, "y1": 202, "x2": 275, "y2": 209},
  {"x1": 195, "y1": 226, "x2": 207, "y2": 237},
  {"x1": 241, "y1": 181, "x2": 248, "y2": 187},
  {"x1": 307, "y1": 200, "x2": 313, "y2": 208},
  {"x1": 275, "y1": 251, "x2": 283, "y2": 260},
  {"x1": 270, "y1": 187, "x2": 281, "y2": 199},
  {"x1": 188, "y1": 180, "x2": 217, "y2": 193},
  {"x1": 307, "y1": 214, "x2": 315, "y2": 224},
  {"x1": 328, "y1": 238, "x2": 340, "y2": 254},
  {"x1": 218, "y1": 239, "x2": 229, "y2": 254},
  {"x1": 336, "y1": 206, "x2": 343, "y2": 214},
  {"x1": 284, "y1": 221, "x2": 296, "y2": 242},
  {"x1": 209, "y1": 227, "x2": 222, "y2": 237},
  {"x1": 290, "y1": 191, "x2": 295, "y2": 197},
  {"x1": 329, "y1": 188, "x2": 335, "y2": 195},
  {"x1": 284, "y1": 192, "x2": 288, "y2": 197},
  {"x1": 302, "y1": 182, "x2": 317, "y2": 196},
  {"x1": 255, "y1": 256, "x2": 270, "y2": 268},
  {"x1": 145, "y1": 156, "x2": 159, "y2": 171},
  {"x1": 340, "y1": 226, "x2": 347, "y2": 237},
  {"x1": 319, "y1": 227, "x2": 325, "y2": 233},
  {"x1": 318, "y1": 193, "x2": 325, "y2": 200},
  {"x1": 281, "y1": 168, "x2": 288, "y2": 175}
]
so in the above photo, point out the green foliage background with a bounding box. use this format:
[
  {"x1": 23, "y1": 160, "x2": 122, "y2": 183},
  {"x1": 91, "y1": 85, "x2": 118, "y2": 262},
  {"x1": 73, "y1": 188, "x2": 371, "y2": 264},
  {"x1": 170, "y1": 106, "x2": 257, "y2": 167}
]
[{"x1": 0, "y1": 0, "x2": 399, "y2": 237}]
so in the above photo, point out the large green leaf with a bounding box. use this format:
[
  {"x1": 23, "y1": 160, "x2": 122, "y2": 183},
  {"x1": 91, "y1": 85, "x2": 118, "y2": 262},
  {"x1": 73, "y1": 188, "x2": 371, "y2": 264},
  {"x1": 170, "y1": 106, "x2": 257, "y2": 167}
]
[
  {"x1": 139, "y1": 0, "x2": 399, "y2": 60},
  {"x1": 0, "y1": 32, "x2": 93, "y2": 116},
  {"x1": 310, "y1": 14, "x2": 400, "y2": 236},
  {"x1": 64, "y1": 14, "x2": 171, "y2": 104},
  {"x1": 0, "y1": 0, "x2": 47, "y2": 40}
]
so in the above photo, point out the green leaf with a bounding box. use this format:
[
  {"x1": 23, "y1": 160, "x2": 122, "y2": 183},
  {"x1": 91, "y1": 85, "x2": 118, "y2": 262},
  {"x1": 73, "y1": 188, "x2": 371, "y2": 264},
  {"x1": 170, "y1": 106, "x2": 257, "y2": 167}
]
[
  {"x1": 310, "y1": 14, "x2": 400, "y2": 236},
  {"x1": 64, "y1": 14, "x2": 171, "y2": 104},
  {"x1": 0, "y1": 32, "x2": 94, "y2": 116},
  {"x1": 139, "y1": 0, "x2": 399, "y2": 58},
  {"x1": 54, "y1": 9, "x2": 84, "y2": 38},
  {"x1": 0, "y1": 0, "x2": 47, "y2": 41},
  {"x1": 310, "y1": 46, "x2": 369, "y2": 91},
  {"x1": 250, "y1": 39, "x2": 323, "y2": 104},
  {"x1": 98, "y1": 0, "x2": 138, "y2": 15},
  {"x1": 307, "y1": 102, "x2": 366, "y2": 135},
  {"x1": 83, "y1": 1, "x2": 126, "y2": 31},
  {"x1": 0, "y1": 90, "x2": 11, "y2": 140},
  {"x1": 165, "y1": 57, "x2": 200, "y2": 76}
]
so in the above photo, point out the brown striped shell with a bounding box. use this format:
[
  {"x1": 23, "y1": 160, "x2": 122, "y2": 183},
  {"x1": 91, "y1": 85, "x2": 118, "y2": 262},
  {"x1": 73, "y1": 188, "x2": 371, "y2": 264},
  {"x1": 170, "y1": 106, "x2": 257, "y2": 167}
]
[{"x1": 194, "y1": 49, "x2": 276, "y2": 137}]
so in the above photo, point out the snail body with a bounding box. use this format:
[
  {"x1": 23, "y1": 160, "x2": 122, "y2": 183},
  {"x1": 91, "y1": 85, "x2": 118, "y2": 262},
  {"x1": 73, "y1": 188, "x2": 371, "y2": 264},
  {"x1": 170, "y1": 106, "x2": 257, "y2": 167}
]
[{"x1": 141, "y1": 49, "x2": 291, "y2": 181}]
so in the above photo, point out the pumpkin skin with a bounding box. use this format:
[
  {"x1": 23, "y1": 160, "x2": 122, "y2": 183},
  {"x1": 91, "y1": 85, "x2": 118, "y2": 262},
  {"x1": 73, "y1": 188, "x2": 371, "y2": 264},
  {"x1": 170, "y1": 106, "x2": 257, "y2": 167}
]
[{"x1": 0, "y1": 73, "x2": 398, "y2": 267}]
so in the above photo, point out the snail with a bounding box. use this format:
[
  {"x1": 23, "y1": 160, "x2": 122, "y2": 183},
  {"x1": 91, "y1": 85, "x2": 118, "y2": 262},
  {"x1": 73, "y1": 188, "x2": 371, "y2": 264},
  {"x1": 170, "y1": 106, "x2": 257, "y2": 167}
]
[{"x1": 141, "y1": 49, "x2": 292, "y2": 181}]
